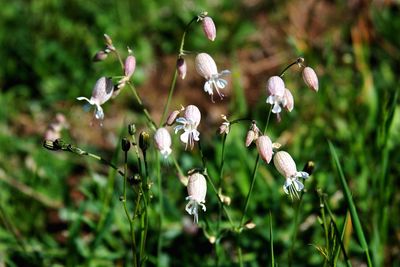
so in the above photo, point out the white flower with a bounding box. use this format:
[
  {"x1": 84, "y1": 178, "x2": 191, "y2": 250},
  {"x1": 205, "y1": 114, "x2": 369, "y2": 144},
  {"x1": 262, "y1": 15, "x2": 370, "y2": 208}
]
[
  {"x1": 154, "y1": 128, "x2": 172, "y2": 158},
  {"x1": 185, "y1": 172, "x2": 207, "y2": 224},
  {"x1": 273, "y1": 151, "x2": 309, "y2": 200},
  {"x1": 77, "y1": 77, "x2": 114, "y2": 120},
  {"x1": 174, "y1": 105, "x2": 201, "y2": 150},
  {"x1": 266, "y1": 76, "x2": 287, "y2": 114},
  {"x1": 195, "y1": 53, "x2": 230, "y2": 102}
]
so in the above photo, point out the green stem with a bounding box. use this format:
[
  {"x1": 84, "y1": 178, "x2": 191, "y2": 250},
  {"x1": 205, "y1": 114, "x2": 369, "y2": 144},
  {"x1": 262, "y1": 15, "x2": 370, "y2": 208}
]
[
  {"x1": 159, "y1": 15, "x2": 200, "y2": 125},
  {"x1": 269, "y1": 211, "x2": 275, "y2": 267},
  {"x1": 156, "y1": 153, "x2": 164, "y2": 267},
  {"x1": 279, "y1": 57, "x2": 304, "y2": 77},
  {"x1": 127, "y1": 82, "x2": 157, "y2": 130}
]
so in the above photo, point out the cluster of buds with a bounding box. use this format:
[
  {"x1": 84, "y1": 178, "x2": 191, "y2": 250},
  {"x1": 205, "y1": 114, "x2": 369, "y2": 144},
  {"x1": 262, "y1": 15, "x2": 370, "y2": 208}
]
[
  {"x1": 245, "y1": 121, "x2": 261, "y2": 147},
  {"x1": 185, "y1": 172, "x2": 207, "y2": 224},
  {"x1": 77, "y1": 76, "x2": 114, "y2": 120}
]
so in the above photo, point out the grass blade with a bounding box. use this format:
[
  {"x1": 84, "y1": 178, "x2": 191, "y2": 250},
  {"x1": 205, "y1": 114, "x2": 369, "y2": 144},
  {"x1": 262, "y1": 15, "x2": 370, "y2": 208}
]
[{"x1": 328, "y1": 141, "x2": 372, "y2": 267}]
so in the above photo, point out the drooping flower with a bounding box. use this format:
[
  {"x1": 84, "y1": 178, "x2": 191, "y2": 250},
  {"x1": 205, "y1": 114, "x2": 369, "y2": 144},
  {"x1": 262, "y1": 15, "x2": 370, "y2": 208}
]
[
  {"x1": 185, "y1": 172, "x2": 207, "y2": 224},
  {"x1": 266, "y1": 76, "x2": 287, "y2": 114},
  {"x1": 77, "y1": 77, "x2": 114, "y2": 120},
  {"x1": 154, "y1": 128, "x2": 172, "y2": 158},
  {"x1": 177, "y1": 57, "x2": 187, "y2": 80},
  {"x1": 256, "y1": 135, "x2": 273, "y2": 164},
  {"x1": 195, "y1": 53, "x2": 230, "y2": 102},
  {"x1": 283, "y1": 88, "x2": 294, "y2": 112},
  {"x1": 174, "y1": 105, "x2": 201, "y2": 150},
  {"x1": 166, "y1": 106, "x2": 184, "y2": 126},
  {"x1": 117, "y1": 54, "x2": 136, "y2": 89},
  {"x1": 273, "y1": 151, "x2": 309, "y2": 199},
  {"x1": 302, "y1": 66, "x2": 319, "y2": 92},
  {"x1": 201, "y1": 16, "x2": 216, "y2": 41}
]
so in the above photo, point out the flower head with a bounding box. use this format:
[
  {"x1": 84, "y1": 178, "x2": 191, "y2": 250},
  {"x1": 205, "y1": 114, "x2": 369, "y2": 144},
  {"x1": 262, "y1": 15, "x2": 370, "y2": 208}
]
[
  {"x1": 266, "y1": 76, "x2": 287, "y2": 114},
  {"x1": 256, "y1": 135, "x2": 273, "y2": 164},
  {"x1": 302, "y1": 66, "x2": 319, "y2": 92},
  {"x1": 77, "y1": 77, "x2": 114, "y2": 120},
  {"x1": 273, "y1": 151, "x2": 309, "y2": 200},
  {"x1": 185, "y1": 172, "x2": 207, "y2": 224},
  {"x1": 195, "y1": 53, "x2": 230, "y2": 102},
  {"x1": 154, "y1": 128, "x2": 172, "y2": 158},
  {"x1": 174, "y1": 105, "x2": 201, "y2": 150},
  {"x1": 201, "y1": 16, "x2": 216, "y2": 41}
]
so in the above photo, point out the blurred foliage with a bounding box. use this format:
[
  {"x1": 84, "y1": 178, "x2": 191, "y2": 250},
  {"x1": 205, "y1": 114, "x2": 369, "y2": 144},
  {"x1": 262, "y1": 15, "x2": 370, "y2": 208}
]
[{"x1": 0, "y1": 0, "x2": 400, "y2": 266}]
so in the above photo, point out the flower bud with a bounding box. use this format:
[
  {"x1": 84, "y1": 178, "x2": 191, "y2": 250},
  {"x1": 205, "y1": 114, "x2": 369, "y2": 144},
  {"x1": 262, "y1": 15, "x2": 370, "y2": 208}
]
[
  {"x1": 177, "y1": 58, "x2": 187, "y2": 80},
  {"x1": 103, "y1": 34, "x2": 113, "y2": 46},
  {"x1": 302, "y1": 161, "x2": 315, "y2": 175},
  {"x1": 245, "y1": 130, "x2": 256, "y2": 147},
  {"x1": 121, "y1": 138, "x2": 131, "y2": 152},
  {"x1": 302, "y1": 67, "x2": 319, "y2": 92},
  {"x1": 93, "y1": 50, "x2": 108, "y2": 62},
  {"x1": 187, "y1": 173, "x2": 207, "y2": 204},
  {"x1": 283, "y1": 88, "x2": 294, "y2": 112},
  {"x1": 128, "y1": 124, "x2": 136, "y2": 135},
  {"x1": 166, "y1": 110, "x2": 181, "y2": 126},
  {"x1": 43, "y1": 140, "x2": 59, "y2": 151},
  {"x1": 139, "y1": 131, "x2": 150, "y2": 152},
  {"x1": 273, "y1": 151, "x2": 297, "y2": 178},
  {"x1": 202, "y1": 16, "x2": 216, "y2": 41},
  {"x1": 266, "y1": 76, "x2": 285, "y2": 97},
  {"x1": 154, "y1": 128, "x2": 172, "y2": 158},
  {"x1": 124, "y1": 55, "x2": 136, "y2": 78},
  {"x1": 256, "y1": 135, "x2": 273, "y2": 164},
  {"x1": 195, "y1": 53, "x2": 218, "y2": 80}
]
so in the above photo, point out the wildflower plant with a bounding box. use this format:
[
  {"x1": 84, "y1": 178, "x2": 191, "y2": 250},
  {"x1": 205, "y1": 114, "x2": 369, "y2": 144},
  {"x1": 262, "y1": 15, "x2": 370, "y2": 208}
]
[{"x1": 42, "y1": 10, "x2": 329, "y2": 267}]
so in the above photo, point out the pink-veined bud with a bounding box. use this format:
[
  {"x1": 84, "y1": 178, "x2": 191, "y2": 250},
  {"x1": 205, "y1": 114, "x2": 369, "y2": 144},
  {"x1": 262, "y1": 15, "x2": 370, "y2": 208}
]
[
  {"x1": 91, "y1": 77, "x2": 114, "y2": 105},
  {"x1": 184, "y1": 105, "x2": 201, "y2": 126},
  {"x1": 273, "y1": 151, "x2": 297, "y2": 178},
  {"x1": 124, "y1": 55, "x2": 136, "y2": 78},
  {"x1": 256, "y1": 135, "x2": 273, "y2": 164},
  {"x1": 154, "y1": 128, "x2": 172, "y2": 158},
  {"x1": 266, "y1": 76, "x2": 285, "y2": 97},
  {"x1": 302, "y1": 67, "x2": 319, "y2": 92},
  {"x1": 202, "y1": 16, "x2": 216, "y2": 41},
  {"x1": 177, "y1": 58, "x2": 187, "y2": 79},
  {"x1": 166, "y1": 110, "x2": 181, "y2": 126},
  {"x1": 245, "y1": 122, "x2": 260, "y2": 147},
  {"x1": 195, "y1": 53, "x2": 218, "y2": 79},
  {"x1": 283, "y1": 88, "x2": 294, "y2": 112},
  {"x1": 186, "y1": 172, "x2": 207, "y2": 224},
  {"x1": 93, "y1": 50, "x2": 108, "y2": 62}
]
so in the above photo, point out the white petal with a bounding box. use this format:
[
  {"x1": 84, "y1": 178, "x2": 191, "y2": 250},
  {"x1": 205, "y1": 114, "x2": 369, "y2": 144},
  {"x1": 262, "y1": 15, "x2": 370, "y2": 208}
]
[
  {"x1": 77, "y1": 97, "x2": 93, "y2": 104},
  {"x1": 272, "y1": 103, "x2": 282, "y2": 114},
  {"x1": 192, "y1": 130, "x2": 200, "y2": 141},
  {"x1": 297, "y1": 171, "x2": 310, "y2": 179},
  {"x1": 94, "y1": 105, "x2": 104, "y2": 120},
  {"x1": 219, "y1": 70, "x2": 231, "y2": 76},
  {"x1": 180, "y1": 131, "x2": 189, "y2": 144},
  {"x1": 266, "y1": 95, "x2": 274, "y2": 105},
  {"x1": 293, "y1": 179, "x2": 304, "y2": 191},
  {"x1": 216, "y1": 78, "x2": 227, "y2": 89},
  {"x1": 204, "y1": 81, "x2": 213, "y2": 95}
]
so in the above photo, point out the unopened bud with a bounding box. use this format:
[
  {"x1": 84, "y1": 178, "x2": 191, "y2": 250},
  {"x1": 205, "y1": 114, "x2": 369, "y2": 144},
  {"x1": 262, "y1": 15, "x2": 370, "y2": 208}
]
[
  {"x1": 154, "y1": 128, "x2": 172, "y2": 158},
  {"x1": 302, "y1": 67, "x2": 319, "y2": 92},
  {"x1": 256, "y1": 135, "x2": 273, "y2": 164},
  {"x1": 128, "y1": 124, "x2": 136, "y2": 135},
  {"x1": 166, "y1": 110, "x2": 181, "y2": 126},
  {"x1": 244, "y1": 220, "x2": 256, "y2": 229},
  {"x1": 177, "y1": 58, "x2": 187, "y2": 79},
  {"x1": 43, "y1": 140, "x2": 58, "y2": 151},
  {"x1": 121, "y1": 138, "x2": 131, "y2": 152},
  {"x1": 103, "y1": 34, "x2": 113, "y2": 46},
  {"x1": 93, "y1": 50, "x2": 108, "y2": 62},
  {"x1": 284, "y1": 88, "x2": 294, "y2": 112},
  {"x1": 124, "y1": 55, "x2": 136, "y2": 78},
  {"x1": 201, "y1": 16, "x2": 216, "y2": 41},
  {"x1": 139, "y1": 131, "x2": 150, "y2": 152},
  {"x1": 273, "y1": 151, "x2": 297, "y2": 178},
  {"x1": 208, "y1": 236, "x2": 216, "y2": 244},
  {"x1": 302, "y1": 161, "x2": 315, "y2": 175}
]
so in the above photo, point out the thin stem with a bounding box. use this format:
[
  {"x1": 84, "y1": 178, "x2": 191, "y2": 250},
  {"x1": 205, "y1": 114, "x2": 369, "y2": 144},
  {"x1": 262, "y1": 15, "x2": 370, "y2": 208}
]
[
  {"x1": 172, "y1": 154, "x2": 185, "y2": 179},
  {"x1": 156, "y1": 153, "x2": 164, "y2": 267},
  {"x1": 0, "y1": 203, "x2": 26, "y2": 251},
  {"x1": 159, "y1": 15, "x2": 200, "y2": 125},
  {"x1": 288, "y1": 193, "x2": 305, "y2": 267},
  {"x1": 279, "y1": 57, "x2": 304, "y2": 77},
  {"x1": 127, "y1": 82, "x2": 157, "y2": 130},
  {"x1": 269, "y1": 211, "x2": 275, "y2": 267},
  {"x1": 122, "y1": 150, "x2": 138, "y2": 267}
]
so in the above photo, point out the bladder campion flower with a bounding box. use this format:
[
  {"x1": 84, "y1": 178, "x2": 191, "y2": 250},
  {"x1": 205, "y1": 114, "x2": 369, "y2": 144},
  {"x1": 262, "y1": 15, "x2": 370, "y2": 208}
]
[
  {"x1": 302, "y1": 66, "x2": 319, "y2": 92},
  {"x1": 177, "y1": 57, "x2": 187, "y2": 79},
  {"x1": 195, "y1": 53, "x2": 230, "y2": 102},
  {"x1": 201, "y1": 16, "x2": 216, "y2": 41},
  {"x1": 77, "y1": 77, "x2": 114, "y2": 120},
  {"x1": 256, "y1": 135, "x2": 273, "y2": 164},
  {"x1": 273, "y1": 151, "x2": 309, "y2": 199},
  {"x1": 283, "y1": 88, "x2": 294, "y2": 112},
  {"x1": 154, "y1": 128, "x2": 172, "y2": 158},
  {"x1": 185, "y1": 172, "x2": 207, "y2": 224},
  {"x1": 266, "y1": 76, "x2": 287, "y2": 114},
  {"x1": 174, "y1": 105, "x2": 201, "y2": 150}
]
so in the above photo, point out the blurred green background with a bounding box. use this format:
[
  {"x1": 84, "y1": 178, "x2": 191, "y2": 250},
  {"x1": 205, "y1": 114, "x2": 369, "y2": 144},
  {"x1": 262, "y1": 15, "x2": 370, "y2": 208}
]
[{"x1": 0, "y1": 0, "x2": 399, "y2": 266}]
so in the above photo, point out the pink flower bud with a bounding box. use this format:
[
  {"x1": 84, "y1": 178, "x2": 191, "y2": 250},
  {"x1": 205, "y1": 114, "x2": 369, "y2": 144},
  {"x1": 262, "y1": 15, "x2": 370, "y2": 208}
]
[
  {"x1": 124, "y1": 55, "x2": 136, "y2": 78},
  {"x1": 154, "y1": 128, "x2": 172, "y2": 158},
  {"x1": 273, "y1": 151, "x2": 297, "y2": 178},
  {"x1": 166, "y1": 110, "x2": 181, "y2": 126},
  {"x1": 177, "y1": 58, "x2": 187, "y2": 79},
  {"x1": 256, "y1": 135, "x2": 273, "y2": 164},
  {"x1": 302, "y1": 67, "x2": 319, "y2": 92},
  {"x1": 266, "y1": 76, "x2": 285, "y2": 97},
  {"x1": 245, "y1": 130, "x2": 256, "y2": 147},
  {"x1": 184, "y1": 105, "x2": 201, "y2": 126},
  {"x1": 202, "y1": 16, "x2": 216, "y2": 41},
  {"x1": 93, "y1": 50, "x2": 108, "y2": 62},
  {"x1": 186, "y1": 172, "x2": 207, "y2": 223},
  {"x1": 283, "y1": 88, "x2": 294, "y2": 112},
  {"x1": 195, "y1": 53, "x2": 218, "y2": 80}
]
